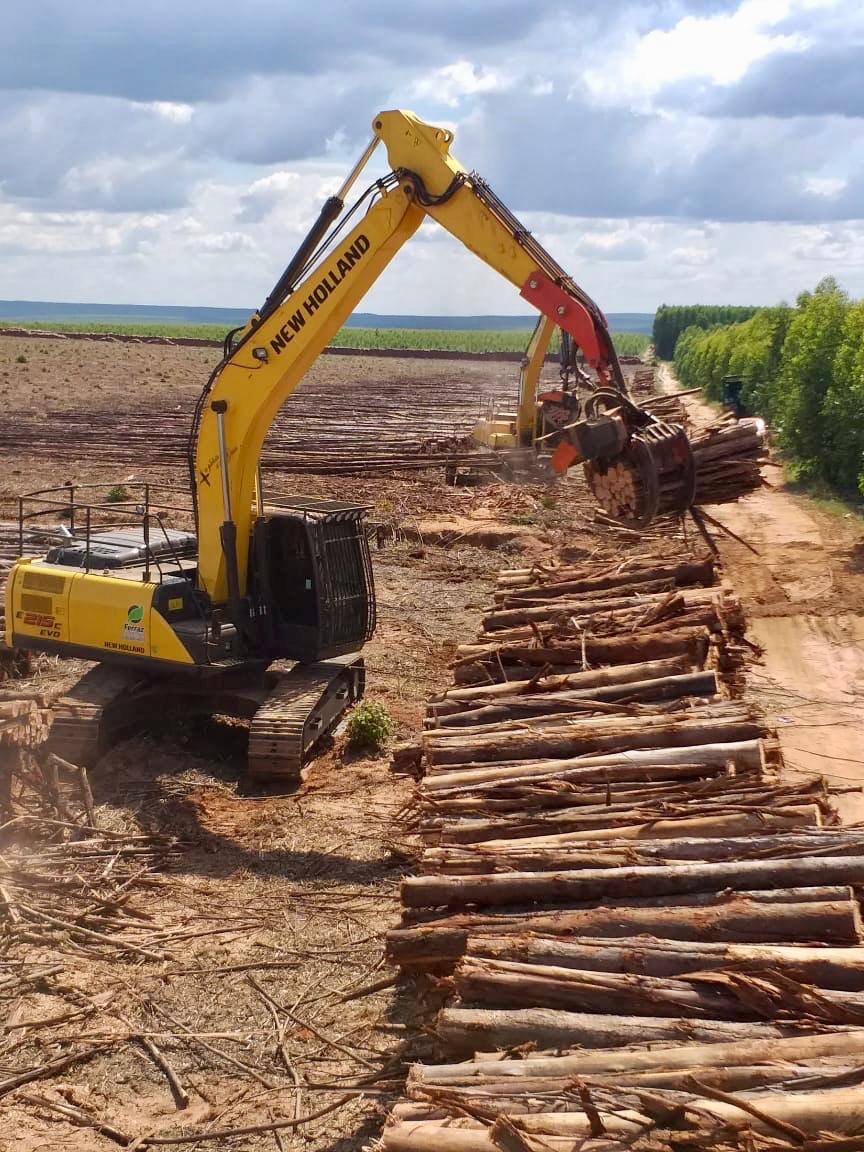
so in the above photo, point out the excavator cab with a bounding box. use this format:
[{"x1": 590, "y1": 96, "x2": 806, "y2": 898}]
[{"x1": 249, "y1": 500, "x2": 376, "y2": 664}]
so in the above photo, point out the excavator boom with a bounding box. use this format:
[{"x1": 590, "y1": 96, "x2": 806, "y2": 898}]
[{"x1": 194, "y1": 110, "x2": 632, "y2": 606}]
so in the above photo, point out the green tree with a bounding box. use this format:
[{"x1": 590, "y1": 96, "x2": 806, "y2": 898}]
[
  {"x1": 773, "y1": 277, "x2": 849, "y2": 476},
  {"x1": 653, "y1": 304, "x2": 759, "y2": 359},
  {"x1": 821, "y1": 300, "x2": 864, "y2": 490}
]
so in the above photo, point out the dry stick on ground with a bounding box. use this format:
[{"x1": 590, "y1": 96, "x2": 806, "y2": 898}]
[
  {"x1": 135, "y1": 1094, "x2": 359, "y2": 1146},
  {"x1": 248, "y1": 977, "x2": 303, "y2": 1120},
  {"x1": 18, "y1": 1091, "x2": 131, "y2": 1147},
  {"x1": 136, "y1": 1035, "x2": 190, "y2": 1110},
  {"x1": 14, "y1": 900, "x2": 168, "y2": 961},
  {"x1": 0, "y1": 1043, "x2": 114, "y2": 1097},
  {"x1": 140, "y1": 998, "x2": 276, "y2": 1090}
]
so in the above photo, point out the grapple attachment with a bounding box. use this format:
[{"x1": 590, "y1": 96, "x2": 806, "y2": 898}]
[{"x1": 584, "y1": 420, "x2": 695, "y2": 527}]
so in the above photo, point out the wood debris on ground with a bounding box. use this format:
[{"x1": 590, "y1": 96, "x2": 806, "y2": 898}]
[{"x1": 383, "y1": 521, "x2": 864, "y2": 1151}]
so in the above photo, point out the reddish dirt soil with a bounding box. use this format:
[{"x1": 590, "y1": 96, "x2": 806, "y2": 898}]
[{"x1": 0, "y1": 337, "x2": 583, "y2": 1152}]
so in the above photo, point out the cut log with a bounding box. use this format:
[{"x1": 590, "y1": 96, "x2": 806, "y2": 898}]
[
  {"x1": 428, "y1": 672, "x2": 720, "y2": 728},
  {"x1": 400, "y1": 855, "x2": 864, "y2": 911},
  {"x1": 450, "y1": 956, "x2": 864, "y2": 1021},
  {"x1": 424, "y1": 738, "x2": 766, "y2": 788},
  {"x1": 398, "y1": 1053, "x2": 864, "y2": 1102},
  {"x1": 451, "y1": 627, "x2": 712, "y2": 685},
  {"x1": 385, "y1": 1087, "x2": 864, "y2": 1147},
  {"x1": 387, "y1": 895, "x2": 862, "y2": 970},
  {"x1": 430, "y1": 657, "x2": 693, "y2": 708},
  {"x1": 493, "y1": 557, "x2": 715, "y2": 604},
  {"x1": 426, "y1": 806, "x2": 822, "y2": 856},
  {"x1": 422, "y1": 1023, "x2": 864, "y2": 1078},
  {"x1": 423, "y1": 719, "x2": 766, "y2": 769},
  {"x1": 463, "y1": 936, "x2": 864, "y2": 991},
  {"x1": 482, "y1": 588, "x2": 721, "y2": 633},
  {"x1": 424, "y1": 767, "x2": 766, "y2": 819}
]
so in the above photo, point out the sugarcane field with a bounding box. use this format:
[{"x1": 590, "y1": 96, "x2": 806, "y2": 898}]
[{"x1": 1, "y1": 323, "x2": 863, "y2": 1152}]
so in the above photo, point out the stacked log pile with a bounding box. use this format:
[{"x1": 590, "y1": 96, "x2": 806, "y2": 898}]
[
  {"x1": 691, "y1": 416, "x2": 767, "y2": 506},
  {"x1": 630, "y1": 366, "x2": 657, "y2": 395},
  {"x1": 383, "y1": 540, "x2": 864, "y2": 1151}
]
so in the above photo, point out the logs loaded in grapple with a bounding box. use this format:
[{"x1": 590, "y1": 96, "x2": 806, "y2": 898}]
[{"x1": 569, "y1": 389, "x2": 766, "y2": 527}]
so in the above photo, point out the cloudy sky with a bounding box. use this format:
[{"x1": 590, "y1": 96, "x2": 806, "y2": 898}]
[{"x1": 2, "y1": 0, "x2": 862, "y2": 314}]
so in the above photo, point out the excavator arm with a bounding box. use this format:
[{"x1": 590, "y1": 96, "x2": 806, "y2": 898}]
[{"x1": 194, "y1": 110, "x2": 667, "y2": 607}]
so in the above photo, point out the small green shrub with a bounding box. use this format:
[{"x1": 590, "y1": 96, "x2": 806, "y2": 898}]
[
  {"x1": 15, "y1": 354, "x2": 26, "y2": 364},
  {"x1": 106, "y1": 484, "x2": 130, "y2": 503},
  {"x1": 346, "y1": 700, "x2": 393, "y2": 753}
]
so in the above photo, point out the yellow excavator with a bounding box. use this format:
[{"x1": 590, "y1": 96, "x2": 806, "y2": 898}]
[{"x1": 4, "y1": 111, "x2": 696, "y2": 782}]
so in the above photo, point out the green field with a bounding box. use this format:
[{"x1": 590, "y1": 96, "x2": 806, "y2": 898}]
[{"x1": 2, "y1": 319, "x2": 650, "y2": 357}]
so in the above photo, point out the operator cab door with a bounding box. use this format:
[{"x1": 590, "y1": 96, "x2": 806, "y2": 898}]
[{"x1": 250, "y1": 502, "x2": 375, "y2": 664}]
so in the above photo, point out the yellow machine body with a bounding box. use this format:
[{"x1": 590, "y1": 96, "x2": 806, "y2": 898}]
[{"x1": 6, "y1": 560, "x2": 195, "y2": 667}]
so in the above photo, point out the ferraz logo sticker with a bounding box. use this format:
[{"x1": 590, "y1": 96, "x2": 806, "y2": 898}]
[{"x1": 123, "y1": 604, "x2": 145, "y2": 643}]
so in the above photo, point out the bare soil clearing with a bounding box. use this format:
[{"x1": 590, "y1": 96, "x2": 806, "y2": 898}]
[
  {"x1": 0, "y1": 338, "x2": 579, "y2": 1151},
  {"x1": 3, "y1": 341, "x2": 863, "y2": 1149}
]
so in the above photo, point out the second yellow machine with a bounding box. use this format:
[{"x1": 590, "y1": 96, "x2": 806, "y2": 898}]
[{"x1": 5, "y1": 111, "x2": 696, "y2": 781}]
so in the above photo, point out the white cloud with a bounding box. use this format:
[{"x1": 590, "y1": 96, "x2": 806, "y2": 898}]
[
  {"x1": 585, "y1": 0, "x2": 810, "y2": 107},
  {"x1": 412, "y1": 61, "x2": 513, "y2": 108},
  {"x1": 139, "y1": 101, "x2": 195, "y2": 123},
  {"x1": 803, "y1": 175, "x2": 847, "y2": 196}
]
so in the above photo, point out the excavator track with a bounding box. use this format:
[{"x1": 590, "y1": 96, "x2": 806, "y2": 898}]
[
  {"x1": 247, "y1": 655, "x2": 365, "y2": 784},
  {"x1": 44, "y1": 656, "x2": 365, "y2": 782},
  {"x1": 47, "y1": 665, "x2": 151, "y2": 766}
]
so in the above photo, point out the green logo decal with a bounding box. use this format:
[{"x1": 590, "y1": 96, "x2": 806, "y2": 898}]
[{"x1": 127, "y1": 605, "x2": 144, "y2": 624}]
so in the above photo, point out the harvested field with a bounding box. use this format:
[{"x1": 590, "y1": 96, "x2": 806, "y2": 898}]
[{"x1": 2, "y1": 338, "x2": 864, "y2": 1150}]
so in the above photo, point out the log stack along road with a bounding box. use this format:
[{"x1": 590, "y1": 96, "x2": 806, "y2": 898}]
[{"x1": 383, "y1": 498, "x2": 864, "y2": 1150}]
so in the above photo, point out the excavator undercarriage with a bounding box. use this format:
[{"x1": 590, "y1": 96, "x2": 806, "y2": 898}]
[{"x1": 47, "y1": 654, "x2": 364, "y2": 784}]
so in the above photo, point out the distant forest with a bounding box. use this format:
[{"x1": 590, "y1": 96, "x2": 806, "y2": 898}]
[
  {"x1": 0, "y1": 300, "x2": 654, "y2": 334},
  {"x1": 652, "y1": 304, "x2": 760, "y2": 359}
]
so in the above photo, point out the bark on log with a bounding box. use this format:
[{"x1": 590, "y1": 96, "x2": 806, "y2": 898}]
[
  {"x1": 482, "y1": 588, "x2": 721, "y2": 633},
  {"x1": 423, "y1": 719, "x2": 765, "y2": 769},
  {"x1": 464, "y1": 936, "x2": 864, "y2": 990},
  {"x1": 424, "y1": 767, "x2": 766, "y2": 819},
  {"x1": 401, "y1": 855, "x2": 864, "y2": 911},
  {"x1": 421, "y1": 1023, "x2": 864, "y2": 1078},
  {"x1": 385, "y1": 1088, "x2": 864, "y2": 1146},
  {"x1": 426, "y1": 806, "x2": 821, "y2": 856},
  {"x1": 452, "y1": 628, "x2": 712, "y2": 685},
  {"x1": 431, "y1": 658, "x2": 693, "y2": 708},
  {"x1": 398, "y1": 1053, "x2": 864, "y2": 1100},
  {"x1": 424, "y1": 737, "x2": 765, "y2": 787},
  {"x1": 429, "y1": 672, "x2": 720, "y2": 728},
  {"x1": 387, "y1": 896, "x2": 862, "y2": 969},
  {"x1": 492, "y1": 558, "x2": 715, "y2": 604},
  {"x1": 450, "y1": 956, "x2": 864, "y2": 1020}
]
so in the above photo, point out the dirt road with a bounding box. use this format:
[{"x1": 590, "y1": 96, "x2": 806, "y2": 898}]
[{"x1": 661, "y1": 364, "x2": 864, "y2": 817}]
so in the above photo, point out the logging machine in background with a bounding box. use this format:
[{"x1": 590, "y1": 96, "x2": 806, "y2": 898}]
[{"x1": 4, "y1": 110, "x2": 764, "y2": 782}]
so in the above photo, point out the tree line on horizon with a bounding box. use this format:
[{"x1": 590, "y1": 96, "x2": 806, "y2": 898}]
[
  {"x1": 652, "y1": 304, "x2": 760, "y2": 359},
  {"x1": 665, "y1": 279, "x2": 864, "y2": 494}
]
